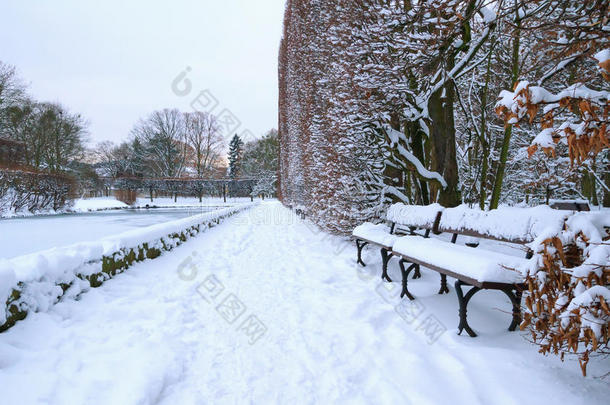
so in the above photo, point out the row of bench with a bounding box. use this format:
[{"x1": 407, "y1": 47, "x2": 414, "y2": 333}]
[{"x1": 353, "y1": 203, "x2": 572, "y2": 336}]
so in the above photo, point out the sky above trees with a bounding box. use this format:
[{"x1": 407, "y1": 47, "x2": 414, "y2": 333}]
[{"x1": 0, "y1": 0, "x2": 285, "y2": 145}]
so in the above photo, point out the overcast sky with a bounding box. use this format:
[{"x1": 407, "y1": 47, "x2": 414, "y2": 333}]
[{"x1": 0, "y1": 0, "x2": 285, "y2": 147}]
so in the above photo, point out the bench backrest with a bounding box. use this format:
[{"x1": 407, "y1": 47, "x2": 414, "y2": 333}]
[
  {"x1": 385, "y1": 203, "x2": 574, "y2": 244},
  {"x1": 437, "y1": 205, "x2": 572, "y2": 244},
  {"x1": 386, "y1": 203, "x2": 444, "y2": 234},
  {"x1": 550, "y1": 200, "x2": 591, "y2": 212}
]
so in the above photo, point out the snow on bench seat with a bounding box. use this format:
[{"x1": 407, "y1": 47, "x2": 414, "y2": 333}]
[
  {"x1": 352, "y1": 222, "x2": 398, "y2": 248},
  {"x1": 392, "y1": 236, "x2": 527, "y2": 284},
  {"x1": 353, "y1": 203, "x2": 444, "y2": 248}
]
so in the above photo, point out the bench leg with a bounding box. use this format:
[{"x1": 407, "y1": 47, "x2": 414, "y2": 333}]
[
  {"x1": 455, "y1": 280, "x2": 480, "y2": 337},
  {"x1": 356, "y1": 240, "x2": 368, "y2": 267},
  {"x1": 438, "y1": 273, "x2": 450, "y2": 294},
  {"x1": 501, "y1": 287, "x2": 523, "y2": 332},
  {"x1": 412, "y1": 264, "x2": 421, "y2": 279},
  {"x1": 398, "y1": 259, "x2": 416, "y2": 300},
  {"x1": 380, "y1": 248, "x2": 393, "y2": 282}
]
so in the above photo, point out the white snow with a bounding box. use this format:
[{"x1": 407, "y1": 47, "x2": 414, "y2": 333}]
[
  {"x1": 496, "y1": 81, "x2": 610, "y2": 112},
  {"x1": 72, "y1": 196, "x2": 253, "y2": 212},
  {"x1": 594, "y1": 49, "x2": 609, "y2": 64},
  {"x1": 479, "y1": 6, "x2": 496, "y2": 23},
  {"x1": 0, "y1": 207, "x2": 221, "y2": 259},
  {"x1": 0, "y1": 202, "x2": 608, "y2": 404},
  {"x1": 0, "y1": 204, "x2": 256, "y2": 326},
  {"x1": 392, "y1": 236, "x2": 527, "y2": 283},
  {"x1": 72, "y1": 197, "x2": 128, "y2": 211},
  {"x1": 531, "y1": 127, "x2": 556, "y2": 148},
  {"x1": 352, "y1": 222, "x2": 398, "y2": 247},
  {"x1": 386, "y1": 202, "x2": 444, "y2": 227},
  {"x1": 385, "y1": 126, "x2": 448, "y2": 188},
  {"x1": 439, "y1": 204, "x2": 570, "y2": 241}
]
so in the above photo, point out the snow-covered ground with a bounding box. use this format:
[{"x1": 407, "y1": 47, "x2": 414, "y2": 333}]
[
  {"x1": 0, "y1": 207, "x2": 223, "y2": 259},
  {"x1": 0, "y1": 202, "x2": 607, "y2": 404},
  {"x1": 71, "y1": 197, "x2": 128, "y2": 211}
]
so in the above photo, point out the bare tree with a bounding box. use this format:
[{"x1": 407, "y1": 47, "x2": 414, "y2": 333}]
[
  {"x1": 0, "y1": 61, "x2": 27, "y2": 135},
  {"x1": 184, "y1": 111, "x2": 223, "y2": 178},
  {"x1": 130, "y1": 108, "x2": 187, "y2": 178},
  {"x1": 95, "y1": 141, "x2": 136, "y2": 178},
  {"x1": 4, "y1": 101, "x2": 86, "y2": 171},
  {"x1": 37, "y1": 103, "x2": 88, "y2": 172}
]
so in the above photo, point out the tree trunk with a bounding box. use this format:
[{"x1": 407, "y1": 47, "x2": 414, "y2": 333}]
[
  {"x1": 428, "y1": 80, "x2": 460, "y2": 208},
  {"x1": 408, "y1": 121, "x2": 430, "y2": 205},
  {"x1": 478, "y1": 50, "x2": 494, "y2": 210},
  {"x1": 383, "y1": 116, "x2": 406, "y2": 204},
  {"x1": 602, "y1": 159, "x2": 610, "y2": 207},
  {"x1": 490, "y1": 8, "x2": 521, "y2": 209}
]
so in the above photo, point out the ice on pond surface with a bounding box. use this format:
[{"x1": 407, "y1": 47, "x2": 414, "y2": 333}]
[{"x1": 0, "y1": 207, "x2": 225, "y2": 259}]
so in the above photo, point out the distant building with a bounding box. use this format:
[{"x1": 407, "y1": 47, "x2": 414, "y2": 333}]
[{"x1": 0, "y1": 138, "x2": 26, "y2": 168}]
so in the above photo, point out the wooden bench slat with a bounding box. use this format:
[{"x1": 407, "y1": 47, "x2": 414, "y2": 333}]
[{"x1": 393, "y1": 251, "x2": 483, "y2": 287}]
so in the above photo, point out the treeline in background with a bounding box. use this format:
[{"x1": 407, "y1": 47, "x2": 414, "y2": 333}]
[{"x1": 0, "y1": 62, "x2": 278, "y2": 214}]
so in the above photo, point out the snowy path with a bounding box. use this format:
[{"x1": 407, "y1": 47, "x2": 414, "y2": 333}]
[{"x1": 0, "y1": 202, "x2": 608, "y2": 404}]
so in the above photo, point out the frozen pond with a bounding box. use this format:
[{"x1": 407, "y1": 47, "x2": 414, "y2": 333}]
[{"x1": 0, "y1": 207, "x2": 224, "y2": 259}]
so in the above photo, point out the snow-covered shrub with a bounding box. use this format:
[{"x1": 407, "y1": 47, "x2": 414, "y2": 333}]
[
  {"x1": 520, "y1": 212, "x2": 610, "y2": 376},
  {"x1": 494, "y1": 3, "x2": 608, "y2": 206},
  {"x1": 0, "y1": 168, "x2": 75, "y2": 215},
  {"x1": 0, "y1": 203, "x2": 257, "y2": 332}
]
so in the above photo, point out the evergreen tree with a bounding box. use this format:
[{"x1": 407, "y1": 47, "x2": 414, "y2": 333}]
[
  {"x1": 241, "y1": 129, "x2": 278, "y2": 177},
  {"x1": 228, "y1": 134, "x2": 243, "y2": 179},
  {"x1": 242, "y1": 129, "x2": 279, "y2": 197}
]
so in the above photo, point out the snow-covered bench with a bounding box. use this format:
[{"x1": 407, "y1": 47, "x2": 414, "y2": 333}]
[
  {"x1": 293, "y1": 204, "x2": 306, "y2": 219},
  {"x1": 392, "y1": 205, "x2": 572, "y2": 336},
  {"x1": 352, "y1": 203, "x2": 444, "y2": 282}
]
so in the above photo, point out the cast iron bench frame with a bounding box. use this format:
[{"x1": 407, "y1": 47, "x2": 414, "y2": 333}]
[
  {"x1": 393, "y1": 220, "x2": 534, "y2": 337},
  {"x1": 354, "y1": 211, "x2": 442, "y2": 282}
]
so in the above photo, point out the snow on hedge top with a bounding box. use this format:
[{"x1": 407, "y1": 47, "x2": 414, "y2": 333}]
[
  {"x1": 438, "y1": 205, "x2": 570, "y2": 242},
  {"x1": 386, "y1": 203, "x2": 444, "y2": 228}
]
